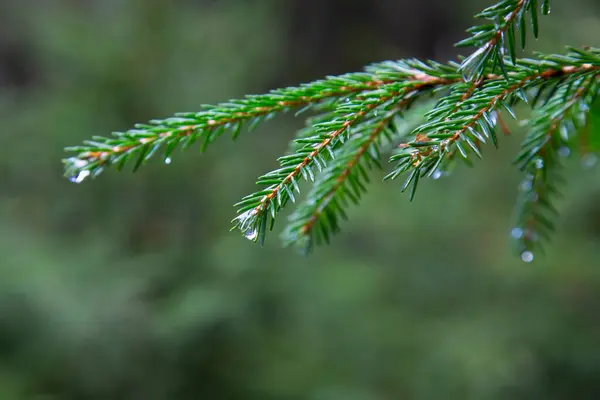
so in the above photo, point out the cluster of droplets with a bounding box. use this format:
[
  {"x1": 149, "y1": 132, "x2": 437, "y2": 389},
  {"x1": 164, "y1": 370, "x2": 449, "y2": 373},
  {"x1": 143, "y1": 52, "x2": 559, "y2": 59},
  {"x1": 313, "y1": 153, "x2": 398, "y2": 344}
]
[
  {"x1": 510, "y1": 228, "x2": 537, "y2": 263},
  {"x1": 66, "y1": 158, "x2": 91, "y2": 184},
  {"x1": 513, "y1": 166, "x2": 543, "y2": 263},
  {"x1": 511, "y1": 226, "x2": 540, "y2": 242},
  {"x1": 66, "y1": 154, "x2": 175, "y2": 184},
  {"x1": 233, "y1": 208, "x2": 259, "y2": 242}
]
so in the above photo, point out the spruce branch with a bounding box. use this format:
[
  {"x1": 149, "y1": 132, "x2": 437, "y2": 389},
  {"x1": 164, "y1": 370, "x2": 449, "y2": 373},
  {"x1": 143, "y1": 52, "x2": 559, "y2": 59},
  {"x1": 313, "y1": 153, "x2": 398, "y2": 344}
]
[{"x1": 63, "y1": 0, "x2": 600, "y2": 260}]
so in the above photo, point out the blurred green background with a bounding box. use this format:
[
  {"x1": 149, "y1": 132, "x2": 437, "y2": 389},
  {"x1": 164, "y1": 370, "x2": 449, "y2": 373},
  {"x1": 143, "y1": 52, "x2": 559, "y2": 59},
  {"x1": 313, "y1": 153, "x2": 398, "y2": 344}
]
[{"x1": 1, "y1": 0, "x2": 600, "y2": 398}]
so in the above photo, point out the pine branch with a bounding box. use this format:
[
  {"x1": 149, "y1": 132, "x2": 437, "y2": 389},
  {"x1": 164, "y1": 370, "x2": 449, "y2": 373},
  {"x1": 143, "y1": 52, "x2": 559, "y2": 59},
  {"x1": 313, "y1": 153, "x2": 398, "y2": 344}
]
[{"x1": 62, "y1": 0, "x2": 600, "y2": 261}]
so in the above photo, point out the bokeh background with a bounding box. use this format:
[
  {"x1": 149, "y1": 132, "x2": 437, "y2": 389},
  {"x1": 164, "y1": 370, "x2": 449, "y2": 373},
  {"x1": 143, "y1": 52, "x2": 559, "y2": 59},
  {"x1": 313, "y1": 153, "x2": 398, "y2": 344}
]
[{"x1": 2, "y1": 0, "x2": 600, "y2": 398}]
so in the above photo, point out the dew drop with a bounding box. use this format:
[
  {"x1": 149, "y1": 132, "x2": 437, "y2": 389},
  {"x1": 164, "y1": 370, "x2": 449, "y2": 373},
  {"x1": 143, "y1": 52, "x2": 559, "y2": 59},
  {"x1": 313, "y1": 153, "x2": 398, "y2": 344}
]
[
  {"x1": 558, "y1": 147, "x2": 570, "y2": 158},
  {"x1": 542, "y1": 3, "x2": 551, "y2": 14},
  {"x1": 534, "y1": 158, "x2": 544, "y2": 169},
  {"x1": 69, "y1": 170, "x2": 91, "y2": 184},
  {"x1": 559, "y1": 125, "x2": 570, "y2": 141},
  {"x1": 520, "y1": 179, "x2": 533, "y2": 192},
  {"x1": 245, "y1": 228, "x2": 258, "y2": 241},
  {"x1": 511, "y1": 227, "x2": 524, "y2": 239},
  {"x1": 234, "y1": 208, "x2": 259, "y2": 233},
  {"x1": 521, "y1": 251, "x2": 534, "y2": 263},
  {"x1": 432, "y1": 170, "x2": 443, "y2": 180},
  {"x1": 165, "y1": 157, "x2": 172, "y2": 164}
]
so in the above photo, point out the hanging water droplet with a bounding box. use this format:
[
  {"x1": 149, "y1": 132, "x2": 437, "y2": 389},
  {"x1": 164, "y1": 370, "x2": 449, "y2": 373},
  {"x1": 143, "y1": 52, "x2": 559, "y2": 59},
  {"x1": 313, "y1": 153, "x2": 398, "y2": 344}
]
[
  {"x1": 69, "y1": 169, "x2": 91, "y2": 184},
  {"x1": 534, "y1": 158, "x2": 544, "y2": 169},
  {"x1": 582, "y1": 154, "x2": 597, "y2": 169},
  {"x1": 511, "y1": 227, "x2": 524, "y2": 239},
  {"x1": 165, "y1": 157, "x2": 172, "y2": 164},
  {"x1": 345, "y1": 98, "x2": 350, "y2": 103},
  {"x1": 234, "y1": 208, "x2": 259, "y2": 233},
  {"x1": 559, "y1": 124, "x2": 570, "y2": 141},
  {"x1": 432, "y1": 170, "x2": 442, "y2": 180},
  {"x1": 245, "y1": 228, "x2": 258, "y2": 241},
  {"x1": 558, "y1": 147, "x2": 570, "y2": 158},
  {"x1": 520, "y1": 179, "x2": 533, "y2": 192},
  {"x1": 521, "y1": 251, "x2": 534, "y2": 263},
  {"x1": 542, "y1": 2, "x2": 551, "y2": 14}
]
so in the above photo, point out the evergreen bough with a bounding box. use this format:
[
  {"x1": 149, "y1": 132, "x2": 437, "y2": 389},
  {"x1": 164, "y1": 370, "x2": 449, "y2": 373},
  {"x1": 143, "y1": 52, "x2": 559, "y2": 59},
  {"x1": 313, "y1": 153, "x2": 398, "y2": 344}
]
[{"x1": 63, "y1": 0, "x2": 600, "y2": 262}]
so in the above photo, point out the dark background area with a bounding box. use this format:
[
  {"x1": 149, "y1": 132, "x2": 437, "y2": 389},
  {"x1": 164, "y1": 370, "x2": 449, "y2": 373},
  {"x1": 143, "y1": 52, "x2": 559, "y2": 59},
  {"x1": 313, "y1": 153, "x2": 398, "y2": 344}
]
[{"x1": 1, "y1": 0, "x2": 600, "y2": 398}]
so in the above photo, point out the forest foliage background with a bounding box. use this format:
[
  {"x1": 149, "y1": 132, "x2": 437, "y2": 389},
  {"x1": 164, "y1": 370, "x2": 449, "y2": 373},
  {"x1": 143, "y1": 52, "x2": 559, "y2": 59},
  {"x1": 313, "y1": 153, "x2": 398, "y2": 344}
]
[{"x1": 1, "y1": 0, "x2": 600, "y2": 398}]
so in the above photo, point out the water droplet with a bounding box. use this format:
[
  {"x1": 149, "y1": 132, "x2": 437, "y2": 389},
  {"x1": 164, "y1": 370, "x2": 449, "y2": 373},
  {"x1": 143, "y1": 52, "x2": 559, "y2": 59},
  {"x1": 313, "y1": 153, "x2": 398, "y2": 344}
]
[
  {"x1": 542, "y1": 3, "x2": 551, "y2": 14},
  {"x1": 558, "y1": 147, "x2": 570, "y2": 158},
  {"x1": 245, "y1": 228, "x2": 258, "y2": 241},
  {"x1": 432, "y1": 170, "x2": 442, "y2": 180},
  {"x1": 534, "y1": 158, "x2": 544, "y2": 169},
  {"x1": 582, "y1": 154, "x2": 597, "y2": 169},
  {"x1": 69, "y1": 170, "x2": 91, "y2": 184},
  {"x1": 511, "y1": 227, "x2": 524, "y2": 239},
  {"x1": 233, "y1": 208, "x2": 258, "y2": 234},
  {"x1": 165, "y1": 157, "x2": 172, "y2": 164},
  {"x1": 345, "y1": 98, "x2": 350, "y2": 103},
  {"x1": 559, "y1": 125, "x2": 570, "y2": 141},
  {"x1": 521, "y1": 251, "x2": 534, "y2": 263},
  {"x1": 520, "y1": 179, "x2": 533, "y2": 192}
]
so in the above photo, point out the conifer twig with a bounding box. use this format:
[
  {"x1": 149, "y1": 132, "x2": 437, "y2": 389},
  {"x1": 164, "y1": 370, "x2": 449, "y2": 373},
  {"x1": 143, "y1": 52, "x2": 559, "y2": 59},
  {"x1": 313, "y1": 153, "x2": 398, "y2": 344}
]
[{"x1": 63, "y1": 0, "x2": 600, "y2": 260}]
